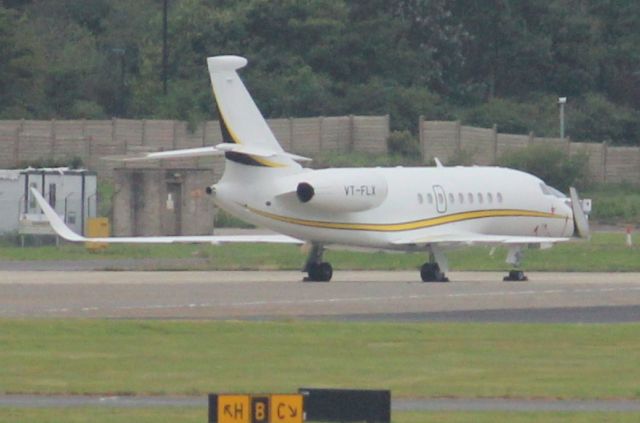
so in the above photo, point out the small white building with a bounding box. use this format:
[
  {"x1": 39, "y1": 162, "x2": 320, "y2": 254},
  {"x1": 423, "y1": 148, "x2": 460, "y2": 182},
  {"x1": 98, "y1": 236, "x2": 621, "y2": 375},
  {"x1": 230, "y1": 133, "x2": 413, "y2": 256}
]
[{"x1": 0, "y1": 168, "x2": 97, "y2": 236}]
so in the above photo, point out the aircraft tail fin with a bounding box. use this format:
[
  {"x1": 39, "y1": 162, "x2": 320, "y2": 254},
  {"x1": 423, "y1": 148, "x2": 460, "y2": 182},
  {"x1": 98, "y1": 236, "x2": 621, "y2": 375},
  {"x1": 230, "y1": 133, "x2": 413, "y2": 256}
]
[{"x1": 207, "y1": 56, "x2": 299, "y2": 169}]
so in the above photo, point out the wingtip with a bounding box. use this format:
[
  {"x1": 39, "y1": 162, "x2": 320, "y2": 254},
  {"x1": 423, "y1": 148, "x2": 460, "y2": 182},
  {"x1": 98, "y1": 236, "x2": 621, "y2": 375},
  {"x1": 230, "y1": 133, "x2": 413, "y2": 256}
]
[{"x1": 30, "y1": 187, "x2": 85, "y2": 242}]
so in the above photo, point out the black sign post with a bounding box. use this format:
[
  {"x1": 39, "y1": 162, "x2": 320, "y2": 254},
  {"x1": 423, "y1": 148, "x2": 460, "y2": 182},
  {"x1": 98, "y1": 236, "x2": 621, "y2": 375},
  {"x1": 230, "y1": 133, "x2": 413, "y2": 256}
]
[{"x1": 299, "y1": 388, "x2": 391, "y2": 423}]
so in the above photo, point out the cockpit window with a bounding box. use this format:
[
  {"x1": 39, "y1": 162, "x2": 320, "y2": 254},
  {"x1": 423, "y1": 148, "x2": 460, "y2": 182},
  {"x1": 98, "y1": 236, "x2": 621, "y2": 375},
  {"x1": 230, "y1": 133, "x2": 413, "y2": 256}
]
[{"x1": 540, "y1": 183, "x2": 566, "y2": 198}]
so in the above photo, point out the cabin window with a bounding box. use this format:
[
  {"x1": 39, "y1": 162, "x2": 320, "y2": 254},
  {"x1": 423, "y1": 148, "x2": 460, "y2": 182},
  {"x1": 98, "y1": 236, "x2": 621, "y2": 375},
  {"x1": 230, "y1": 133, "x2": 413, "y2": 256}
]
[
  {"x1": 427, "y1": 193, "x2": 434, "y2": 204},
  {"x1": 487, "y1": 193, "x2": 493, "y2": 204},
  {"x1": 477, "y1": 193, "x2": 484, "y2": 204},
  {"x1": 448, "y1": 193, "x2": 455, "y2": 204},
  {"x1": 497, "y1": 192, "x2": 503, "y2": 203},
  {"x1": 437, "y1": 193, "x2": 444, "y2": 204},
  {"x1": 468, "y1": 193, "x2": 474, "y2": 204},
  {"x1": 458, "y1": 193, "x2": 464, "y2": 204},
  {"x1": 417, "y1": 193, "x2": 423, "y2": 204}
]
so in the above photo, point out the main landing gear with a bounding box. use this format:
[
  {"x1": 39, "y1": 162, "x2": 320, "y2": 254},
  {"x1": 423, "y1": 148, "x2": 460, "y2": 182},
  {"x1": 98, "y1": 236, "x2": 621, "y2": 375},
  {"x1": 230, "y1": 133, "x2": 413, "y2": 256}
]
[
  {"x1": 502, "y1": 245, "x2": 528, "y2": 282},
  {"x1": 503, "y1": 270, "x2": 528, "y2": 281},
  {"x1": 303, "y1": 243, "x2": 333, "y2": 282},
  {"x1": 420, "y1": 251, "x2": 449, "y2": 282}
]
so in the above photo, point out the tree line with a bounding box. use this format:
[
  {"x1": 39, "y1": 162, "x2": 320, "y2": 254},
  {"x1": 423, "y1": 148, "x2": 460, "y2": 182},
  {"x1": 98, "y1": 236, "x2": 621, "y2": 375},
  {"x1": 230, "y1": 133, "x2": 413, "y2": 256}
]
[{"x1": 1, "y1": 0, "x2": 639, "y2": 145}]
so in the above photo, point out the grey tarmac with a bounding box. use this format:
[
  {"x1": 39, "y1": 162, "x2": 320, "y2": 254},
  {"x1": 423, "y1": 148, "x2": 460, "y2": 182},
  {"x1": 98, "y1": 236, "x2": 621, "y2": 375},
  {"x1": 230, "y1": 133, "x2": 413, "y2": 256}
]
[
  {"x1": 2, "y1": 270, "x2": 640, "y2": 413},
  {"x1": 0, "y1": 270, "x2": 639, "y2": 321}
]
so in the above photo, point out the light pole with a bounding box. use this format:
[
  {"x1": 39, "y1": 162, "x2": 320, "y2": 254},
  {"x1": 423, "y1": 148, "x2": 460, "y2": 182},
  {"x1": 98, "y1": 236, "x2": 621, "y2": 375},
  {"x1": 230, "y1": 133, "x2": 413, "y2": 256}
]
[{"x1": 558, "y1": 97, "x2": 567, "y2": 140}]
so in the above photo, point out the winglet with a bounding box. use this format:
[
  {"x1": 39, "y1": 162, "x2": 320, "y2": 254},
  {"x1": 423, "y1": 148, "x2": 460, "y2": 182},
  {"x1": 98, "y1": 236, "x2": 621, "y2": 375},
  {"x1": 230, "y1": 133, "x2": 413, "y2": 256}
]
[
  {"x1": 570, "y1": 187, "x2": 591, "y2": 239},
  {"x1": 434, "y1": 157, "x2": 444, "y2": 167},
  {"x1": 30, "y1": 188, "x2": 86, "y2": 242}
]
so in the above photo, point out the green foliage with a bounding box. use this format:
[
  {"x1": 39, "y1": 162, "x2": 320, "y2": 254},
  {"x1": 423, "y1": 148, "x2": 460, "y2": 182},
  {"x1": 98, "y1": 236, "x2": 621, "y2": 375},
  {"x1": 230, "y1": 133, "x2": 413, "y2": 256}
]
[
  {"x1": 460, "y1": 96, "x2": 558, "y2": 136},
  {"x1": 583, "y1": 183, "x2": 640, "y2": 224},
  {"x1": 0, "y1": 1, "x2": 639, "y2": 144},
  {"x1": 498, "y1": 144, "x2": 589, "y2": 191},
  {"x1": 214, "y1": 209, "x2": 255, "y2": 229},
  {"x1": 96, "y1": 180, "x2": 114, "y2": 218},
  {"x1": 387, "y1": 130, "x2": 420, "y2": 158},
  {"x1": 568, "y1": 94, "x2": 640, "y2": 145}
]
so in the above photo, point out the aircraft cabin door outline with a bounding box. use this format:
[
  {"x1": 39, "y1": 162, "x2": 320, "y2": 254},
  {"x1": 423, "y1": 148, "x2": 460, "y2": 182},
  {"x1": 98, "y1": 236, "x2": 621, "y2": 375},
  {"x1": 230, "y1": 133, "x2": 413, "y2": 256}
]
[{"x1": 433, "y1": 185, "x2": 447, "y2": 213}]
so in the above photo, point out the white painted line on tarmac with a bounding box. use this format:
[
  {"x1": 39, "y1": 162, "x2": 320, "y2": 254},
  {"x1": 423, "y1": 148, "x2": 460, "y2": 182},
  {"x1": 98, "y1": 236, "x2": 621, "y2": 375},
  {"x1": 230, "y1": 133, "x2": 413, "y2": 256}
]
[{"x1": 37, "y1": 285, "x2": 640, "y2": 315}]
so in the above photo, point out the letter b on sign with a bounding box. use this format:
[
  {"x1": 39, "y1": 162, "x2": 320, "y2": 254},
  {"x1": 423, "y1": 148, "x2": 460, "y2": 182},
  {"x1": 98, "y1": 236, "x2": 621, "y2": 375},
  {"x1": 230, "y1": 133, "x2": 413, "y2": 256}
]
[{"x1": 252, "y1": 397, "x2": 269, "y2": 423}]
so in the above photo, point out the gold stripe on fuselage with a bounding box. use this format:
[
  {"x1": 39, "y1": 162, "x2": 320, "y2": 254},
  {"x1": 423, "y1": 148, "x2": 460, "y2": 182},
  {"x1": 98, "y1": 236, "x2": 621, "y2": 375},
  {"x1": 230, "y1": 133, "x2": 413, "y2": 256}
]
[{"x1": 248, "y1": 207, "x2": 567, "y2": 232}]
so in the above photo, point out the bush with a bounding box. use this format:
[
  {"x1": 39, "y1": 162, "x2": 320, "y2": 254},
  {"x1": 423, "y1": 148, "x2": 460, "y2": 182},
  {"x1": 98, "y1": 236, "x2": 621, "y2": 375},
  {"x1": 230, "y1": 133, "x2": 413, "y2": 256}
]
[
  {"x1": 387, "y1": 130, "x2": 420, "y2": 158},
  {"x1": 498, "y1": 144, "x2": 589, "y2": 191}
]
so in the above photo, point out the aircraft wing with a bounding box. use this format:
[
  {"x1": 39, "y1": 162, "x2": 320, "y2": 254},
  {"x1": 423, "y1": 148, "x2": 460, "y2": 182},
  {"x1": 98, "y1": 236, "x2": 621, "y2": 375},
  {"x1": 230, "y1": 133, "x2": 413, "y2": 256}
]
[
  {"x1": 392, "y1": 232, "x2": 570, "y2": 246},
  {"x1": 30, "y1": 188, "x2": 303, "y2": 245}
]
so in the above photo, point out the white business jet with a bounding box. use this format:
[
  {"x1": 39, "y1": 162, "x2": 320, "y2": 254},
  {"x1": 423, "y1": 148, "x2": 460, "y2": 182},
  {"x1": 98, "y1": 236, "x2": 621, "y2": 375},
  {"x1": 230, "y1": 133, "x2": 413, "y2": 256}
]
[{"x1": 32, "y1": 55, "x2": 590, "y2": 282}]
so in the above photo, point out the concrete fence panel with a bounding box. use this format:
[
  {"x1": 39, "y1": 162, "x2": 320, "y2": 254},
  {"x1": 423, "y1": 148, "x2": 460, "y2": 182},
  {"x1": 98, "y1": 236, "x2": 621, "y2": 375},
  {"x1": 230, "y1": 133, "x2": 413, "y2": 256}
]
[
  {"x1": 569, "y1": 142, "x2": 606, "y2": 183},
  {"x1": 604, "y1": 146, "x2": 640, "y2": 184},
  {"x1": 320, "y1": 116, "x2": 351, "y2": 152},
  {"x1": 268, "y1": 118, "x2": 293, "y2": 151},
  {"x1": 114, "y1": 119, "x2": 143, "y2": 150},
  {"x1": 353, "y1": 115, "x2": 389, "y2": 154},
  {"x1": 142, "y1": 120, "x2": 175, "y2": 149},
  {"x1": 292, "y1": 117, "x2": 323, "y2": 154},
  {"x1": 460, "y1": 125, "x2": 496, "y2": 165},
  {"x1": 496, "y1": 133, "x2": 530, "y2": 157},
  {"x1": 421, "y1": 120, "x2": 459, "y2": 163}
]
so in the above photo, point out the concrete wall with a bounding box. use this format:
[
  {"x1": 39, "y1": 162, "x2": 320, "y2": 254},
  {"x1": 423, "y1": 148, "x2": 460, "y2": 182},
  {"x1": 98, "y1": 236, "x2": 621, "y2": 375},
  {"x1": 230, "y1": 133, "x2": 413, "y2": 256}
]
[
  {"x1": 420, "y1": 119, "x2": 640, "y2": 184},
  {"x1": 0, "y1": 116, "x2": 390, "y2": 179}
]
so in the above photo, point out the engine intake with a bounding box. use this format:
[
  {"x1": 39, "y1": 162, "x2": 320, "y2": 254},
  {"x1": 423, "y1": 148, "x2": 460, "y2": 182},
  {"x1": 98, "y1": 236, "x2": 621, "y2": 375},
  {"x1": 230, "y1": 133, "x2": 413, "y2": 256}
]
[{"x1": 296, "y1": 182, "x2": 315, "y2": 203}]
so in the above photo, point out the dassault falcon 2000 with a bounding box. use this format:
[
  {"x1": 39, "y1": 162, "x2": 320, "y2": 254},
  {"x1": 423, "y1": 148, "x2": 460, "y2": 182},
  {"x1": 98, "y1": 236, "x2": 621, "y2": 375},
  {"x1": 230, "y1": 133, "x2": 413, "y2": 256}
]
[{"x1": 32, "y1": 55, "x2": 590, "y2": 283}]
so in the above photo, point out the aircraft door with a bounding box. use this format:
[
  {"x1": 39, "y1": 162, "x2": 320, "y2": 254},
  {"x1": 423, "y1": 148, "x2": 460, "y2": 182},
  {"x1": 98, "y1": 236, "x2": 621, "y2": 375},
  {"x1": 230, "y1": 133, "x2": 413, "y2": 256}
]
[{"x1": 432, "y1": 185, "x2": 447, "y2": 213}]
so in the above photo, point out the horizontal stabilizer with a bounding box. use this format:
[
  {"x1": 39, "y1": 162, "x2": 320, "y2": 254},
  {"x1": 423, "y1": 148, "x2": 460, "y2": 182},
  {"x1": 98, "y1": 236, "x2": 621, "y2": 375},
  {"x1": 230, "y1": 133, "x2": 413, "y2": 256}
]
[
  {"x1": 119, "y1": 144, "x2": 311, "y2": 162},
  {"x1": 30, "y1": 188, "x2": 303, "y2": 245}
]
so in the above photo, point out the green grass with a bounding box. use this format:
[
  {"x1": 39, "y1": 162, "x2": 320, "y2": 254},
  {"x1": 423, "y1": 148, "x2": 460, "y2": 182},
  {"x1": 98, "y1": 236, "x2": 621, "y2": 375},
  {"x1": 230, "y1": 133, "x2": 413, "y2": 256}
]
[
  {"x1": 1, "y1": 320, "x2": 639, "y2": 399},
  {"x1": 583, "y1": 184, "x2": 640, "y2": 224},
  {"x1": 1, "y1": 409, "x2": 640, "y2": 423},
  {"x1": 1, "y1": 232, "x2": 639, "y2": 272}
]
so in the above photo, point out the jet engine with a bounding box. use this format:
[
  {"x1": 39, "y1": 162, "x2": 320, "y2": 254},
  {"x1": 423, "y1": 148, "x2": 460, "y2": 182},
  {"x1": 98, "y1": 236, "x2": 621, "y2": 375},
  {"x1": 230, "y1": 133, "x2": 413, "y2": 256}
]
[{"x1": 293, "y1": 170, "x2": 388, "y2": 212}]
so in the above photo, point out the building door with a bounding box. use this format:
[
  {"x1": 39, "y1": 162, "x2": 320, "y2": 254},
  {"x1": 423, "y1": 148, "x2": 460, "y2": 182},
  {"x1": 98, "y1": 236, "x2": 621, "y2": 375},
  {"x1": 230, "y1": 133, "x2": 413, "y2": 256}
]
[{"x1": 165, "y1": 182, "x2": 182, "y2": 235}]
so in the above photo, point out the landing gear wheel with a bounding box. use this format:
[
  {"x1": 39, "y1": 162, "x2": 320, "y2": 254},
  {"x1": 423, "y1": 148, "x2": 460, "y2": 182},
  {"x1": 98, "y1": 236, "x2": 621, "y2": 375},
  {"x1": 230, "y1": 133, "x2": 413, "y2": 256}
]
[
  {"x1": 305, "y1": 262, "x2": 333, "y2": 282},
  {"x1": 503, "y1": 270, "x2": 528, "y2": 282},
  {"x1": 420, "y1": 262, "x2": 449, "y2": 283}
]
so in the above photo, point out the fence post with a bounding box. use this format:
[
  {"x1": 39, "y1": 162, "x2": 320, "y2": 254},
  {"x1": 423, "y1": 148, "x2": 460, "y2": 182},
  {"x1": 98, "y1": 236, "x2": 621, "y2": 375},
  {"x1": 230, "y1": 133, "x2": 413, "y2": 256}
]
[
  {"x1": 528, "y1": 131, "x2": 534, "y2": 146},
  {"x1": 141, "y1": 119, "x2": 147, "y2": 146},
  {"x1": 172, "y1": 120, "x2": 178, "y2": 149},
  {"x1": 348, "y1": 115, "x2": 355, "y2": 153},
  {"x1": 289, "y1": 117, "x2": 295, "y2": 152},
  {"x1": 455, "y1": 120, "x2": 462, "y2": 153},
  {"x1": 14, "y1": 120, "x2": 23, "y2": 165},
  {"x1": 318, "y1": 116, "x2": 324, "y2": 152},
  {"x1": 602, "y1": 141, "x2": 608, "y2": 183},
  {"x1": 418, "y1": 115, "x2": 425, "y2": 160},
  {"x1": 50, "y1": 119, "x2": 57, "y2": 157},
  {"x1": 492, "y1": 124, "x2": 498, "y2": 164}
]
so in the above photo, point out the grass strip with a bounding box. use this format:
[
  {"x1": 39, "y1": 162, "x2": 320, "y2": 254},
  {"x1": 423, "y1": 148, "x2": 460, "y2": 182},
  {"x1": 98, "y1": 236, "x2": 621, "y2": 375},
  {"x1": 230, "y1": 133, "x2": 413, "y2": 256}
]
[
  {"x1": 1, "y1": 320, "x2": 639, "y2": 399},
  {"x1": 1, "y1": 409, "x2": 640, "y2": 423},
  {"x1": 0, "y1": 232, "x2": 639, "y2": 272}
]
